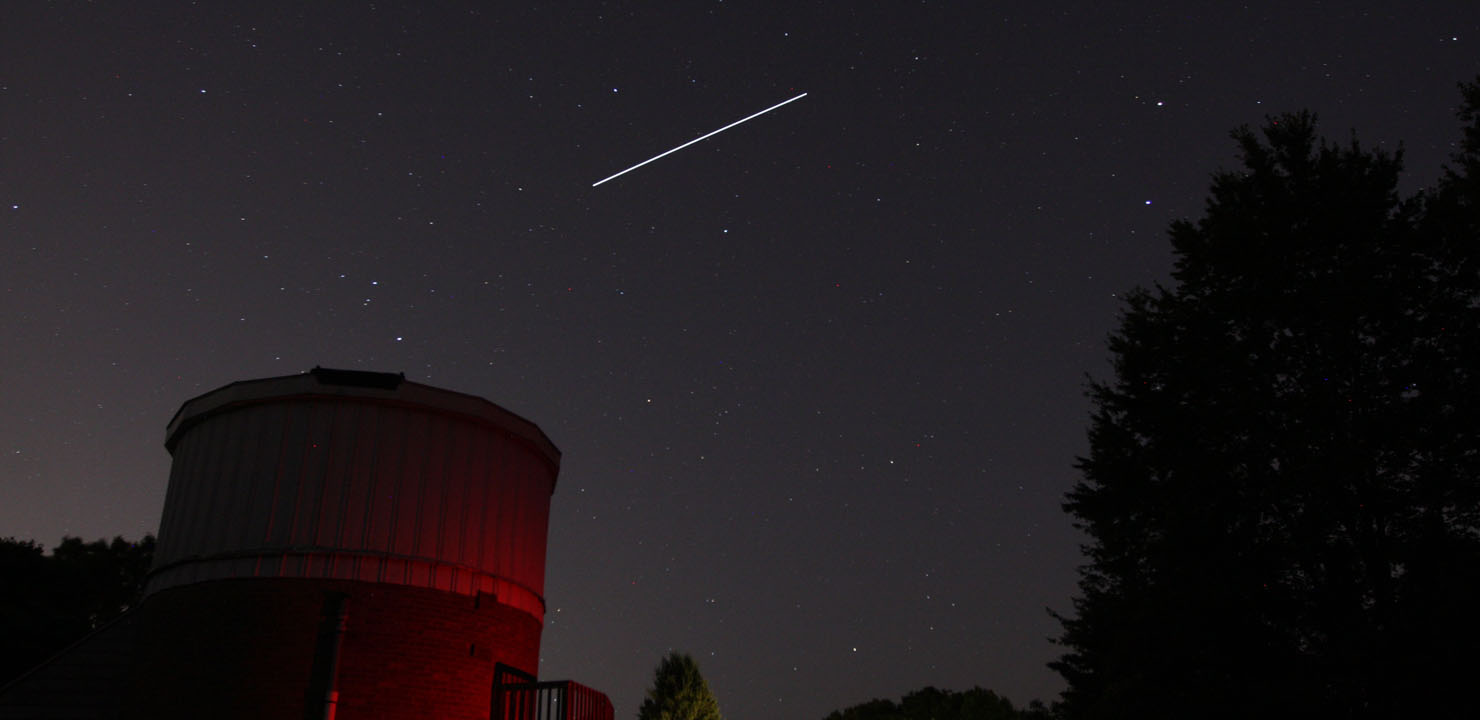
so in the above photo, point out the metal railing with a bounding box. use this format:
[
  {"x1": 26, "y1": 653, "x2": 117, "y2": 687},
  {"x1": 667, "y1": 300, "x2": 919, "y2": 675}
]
[{"x1": 493, "y1": 665, "x2": 613, "y2": 720}]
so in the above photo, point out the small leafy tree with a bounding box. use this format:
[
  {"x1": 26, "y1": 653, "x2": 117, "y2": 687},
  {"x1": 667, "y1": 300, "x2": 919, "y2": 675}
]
[{"x1": 637, "y1": 652, "x2": 722, "y2": 720}]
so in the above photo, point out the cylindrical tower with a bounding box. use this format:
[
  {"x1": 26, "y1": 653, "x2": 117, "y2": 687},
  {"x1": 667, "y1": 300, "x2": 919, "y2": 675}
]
[{"x1": 124, "y1": 368, "x2": 560, "y2": 720}]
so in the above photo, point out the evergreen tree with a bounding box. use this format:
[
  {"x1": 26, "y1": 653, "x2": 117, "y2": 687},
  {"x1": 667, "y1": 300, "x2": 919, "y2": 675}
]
[
  {"x1": 1053, "y1": 82, "x2": 1480, "y2": 719},
  {"x1": 637, "y1": 652, "x2": 722, "y2": 720}
]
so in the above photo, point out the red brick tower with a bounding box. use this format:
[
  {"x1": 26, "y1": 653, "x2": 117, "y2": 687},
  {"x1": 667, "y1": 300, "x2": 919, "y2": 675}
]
[{"x1": 123, "y1": 368, "x2": 562, "y2": 719}]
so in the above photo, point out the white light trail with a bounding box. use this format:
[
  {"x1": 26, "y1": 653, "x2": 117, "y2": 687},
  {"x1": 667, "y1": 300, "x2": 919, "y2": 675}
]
[{"x1": 592, "y1": 92, "x2": 808, "y2": 187}]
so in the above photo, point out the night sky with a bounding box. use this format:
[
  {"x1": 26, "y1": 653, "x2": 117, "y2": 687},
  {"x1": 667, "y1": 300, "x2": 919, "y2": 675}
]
[{"x1": 3, "y1": 2, "x2": 1478, "y2": 718}]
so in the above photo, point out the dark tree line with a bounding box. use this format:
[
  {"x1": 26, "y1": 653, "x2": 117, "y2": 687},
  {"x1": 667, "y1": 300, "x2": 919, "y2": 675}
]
[
  {"x1": 1053, "y1": 80, "x2": 1480, "y2": 718},
  {"x1": 0, "y1": 535, "x2": 154, "y2": 687},
  {"x1": 822, "y1": 686, "x2": 1051, "y2": 720}
]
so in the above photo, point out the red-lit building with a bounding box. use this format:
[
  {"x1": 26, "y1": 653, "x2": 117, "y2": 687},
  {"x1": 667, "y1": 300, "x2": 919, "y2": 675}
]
[{"x1": 0, "y1": 368, "x2": 612, "y2": 720}]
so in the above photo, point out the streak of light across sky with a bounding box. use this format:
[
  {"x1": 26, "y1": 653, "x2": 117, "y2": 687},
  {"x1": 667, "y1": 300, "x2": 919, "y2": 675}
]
[{"x1": 592, "y1": 92, "x2": 808, "y2": 187}]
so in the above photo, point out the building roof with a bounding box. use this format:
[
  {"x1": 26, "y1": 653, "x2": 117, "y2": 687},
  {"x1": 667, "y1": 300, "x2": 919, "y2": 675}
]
[{"x1": 165, "y1": 367, "x2": 561, "y2": 472}]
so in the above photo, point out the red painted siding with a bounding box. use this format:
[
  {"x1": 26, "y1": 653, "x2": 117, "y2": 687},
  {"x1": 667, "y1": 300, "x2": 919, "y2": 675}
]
[{"x1": 123, "y1": 578, "x2": 540, "y2": 720}]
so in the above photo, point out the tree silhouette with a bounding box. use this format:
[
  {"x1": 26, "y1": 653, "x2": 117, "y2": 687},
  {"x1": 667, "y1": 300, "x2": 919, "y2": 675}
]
[
  {"x1": 637, "y1": 652, "x2": 722, "y2": 720},
  {"x1": 0, "y1": 535, "x2": 154, "y2": 686},
  {"x1": 822, "y1": 686, "x2": 1049, "y2": 720},
  {"x1": 1053, "y1": 81, "x2": 1480, "y2": 719}
]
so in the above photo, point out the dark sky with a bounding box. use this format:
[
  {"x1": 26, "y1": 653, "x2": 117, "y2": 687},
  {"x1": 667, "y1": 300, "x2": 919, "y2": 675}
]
[{"x1": 2, "y1": 2, "x2": 1477, "y2": 718}]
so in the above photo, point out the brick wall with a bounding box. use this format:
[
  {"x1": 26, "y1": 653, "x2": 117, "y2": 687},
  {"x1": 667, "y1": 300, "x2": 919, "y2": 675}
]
[{"x1": 122, "y1": 577, "x2": 541, "y2": 720}]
